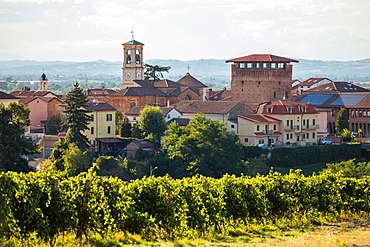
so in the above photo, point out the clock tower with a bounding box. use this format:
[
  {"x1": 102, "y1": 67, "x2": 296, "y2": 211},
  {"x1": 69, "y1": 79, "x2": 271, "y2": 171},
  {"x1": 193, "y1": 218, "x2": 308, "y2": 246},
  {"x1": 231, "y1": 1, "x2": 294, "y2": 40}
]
[{"x1": 122, "y1": 35, "x2": 144, "y2": 88}]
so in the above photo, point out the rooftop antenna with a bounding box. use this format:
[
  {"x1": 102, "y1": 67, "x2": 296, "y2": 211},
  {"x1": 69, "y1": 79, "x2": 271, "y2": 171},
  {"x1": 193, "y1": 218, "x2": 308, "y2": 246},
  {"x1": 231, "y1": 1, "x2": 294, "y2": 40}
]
[{"x1": 131, "y1": 27, "x2": 134, "y2": 40}]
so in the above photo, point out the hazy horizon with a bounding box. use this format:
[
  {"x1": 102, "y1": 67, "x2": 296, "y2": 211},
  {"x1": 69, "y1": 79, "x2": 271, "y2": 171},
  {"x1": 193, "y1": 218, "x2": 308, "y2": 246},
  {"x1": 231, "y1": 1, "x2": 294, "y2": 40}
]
[{"x1": 1, "y1": 0, "x2": 369, "y2": 62}]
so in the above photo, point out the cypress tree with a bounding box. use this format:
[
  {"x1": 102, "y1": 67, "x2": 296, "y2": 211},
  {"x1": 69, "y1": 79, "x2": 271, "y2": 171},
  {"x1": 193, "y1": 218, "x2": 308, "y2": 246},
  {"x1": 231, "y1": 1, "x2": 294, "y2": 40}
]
[
  {"x1": 335, "y1": 108, "x2": 349, "y2": 133},
  {"x1": 61, "y1": 82, "x2": 92, "y2": 151}
]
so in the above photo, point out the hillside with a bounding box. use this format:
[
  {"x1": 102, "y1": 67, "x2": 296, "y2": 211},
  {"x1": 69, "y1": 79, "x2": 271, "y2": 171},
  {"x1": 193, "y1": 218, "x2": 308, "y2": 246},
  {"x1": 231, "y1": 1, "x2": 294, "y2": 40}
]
[{"x1": 1, "y1": 57, "x2": 370, "y2": 83}]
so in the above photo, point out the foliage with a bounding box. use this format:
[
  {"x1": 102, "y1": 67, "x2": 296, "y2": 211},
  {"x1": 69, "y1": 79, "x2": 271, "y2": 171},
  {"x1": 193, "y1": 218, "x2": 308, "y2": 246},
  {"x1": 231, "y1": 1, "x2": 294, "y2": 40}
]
[
  {"x1": 46, "y1": 115, "x2": 63, "y2": 135},
  {"x1": 144, "y1": 64, "x2": 171, "y2": 82},
  {"x1": 163, "y1": 113, "x2": 244, "y2": 178},
  {"x1": 115, "y1": 110, "x2": 123, "y2": 135},
  {"x1": 322, "y1": 159, "x2": 370, "y2": 178},
  {"x1": 121, "y1": 116, "x2": 132, "y2": 137},
  {"x1": 268, "y1": 144, "x2": 362, "y2": 168},
  {"x1": 62, "y1": 143, "x2": 92, "y2": 176},
  {"x1": 1, "y1": 170, "x2": 370, "y2": 243},
  {"x1": 131, "y1": 122, "x2": 144, "y2": 139},
  {"x1": 60, "y1": 82, "x2": 92, "y2": 151},
  {"x1": 137, "y1": 105, "x2": 167, "y2": 146},
  {"x1": 335, "y1": 108, "x2": 349, "y2": 133},
  {"x1": 339, "y1": 128, "x2": 355, "y2": 142},
  {"x1": 242, "y1": 145, "x2": 269, "y2": 159},
  {"x1": 0, "y1": 102, "x2": 40, "y2": 172}
]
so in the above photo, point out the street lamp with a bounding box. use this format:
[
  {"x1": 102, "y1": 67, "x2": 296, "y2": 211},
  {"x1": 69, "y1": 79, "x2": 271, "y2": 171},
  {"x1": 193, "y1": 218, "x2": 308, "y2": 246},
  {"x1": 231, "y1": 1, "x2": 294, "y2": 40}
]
[{"x1": 150, "y1": 165, "x2": 158, "y2": 176}]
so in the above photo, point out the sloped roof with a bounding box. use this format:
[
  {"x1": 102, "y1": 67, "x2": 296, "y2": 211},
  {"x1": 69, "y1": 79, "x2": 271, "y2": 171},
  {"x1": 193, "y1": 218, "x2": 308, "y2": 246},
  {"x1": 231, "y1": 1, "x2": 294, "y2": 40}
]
[
  {"x1": 226, "y1": 54, "x2": 298, "y2": 63},
  {"x1": 261, "y1": 100, "x2": 317, "y2": 114},
  {"x1": 305, "y1": 81, "x2": 370, "y2": 93},
  {"x1": 296, "y1": 93, "x2": 370, "y2": 108},
  {"x1": 173, "y1": 100, "x2": 244, "y2": 114},
  {"x1": 177, "y1": 73, "x2": 207, "y2": 88},
  {"x1": 112, "y1": 83, "x2": 167, "y2": 97},
  {"x1": 129, "y1": 140, "x2": 155, "y2": 148},
  {"x1": 10, "y1": 91, "x2": 57, "y2": 98},
  {"x1": 0, "y1": 91, "x2": 19, "y2": 99},
  {"x1": 239, "y1": 115, "x2": 281, "y2": 123},
  {"x1": 299, "y1": 78, "x2": 332, "y2": 87},
  {"x1": 85, "y1": 102, "x2": 117, "y2": 111},
  {"x1": 122, "y1": 40, "x2": 144, "y2": 45},
  {"x1": 126, "y1": 106, "x2": 175, "y2": 116},
  {"x1": 86, "y1": 88, "x2": 116, "y2": 96},
  {"x1": 153, "y1": 79, "x2": 187, "y2": 88},
  {"x1": 209, "y1": 89, "x2": 231, "y2": 101}
]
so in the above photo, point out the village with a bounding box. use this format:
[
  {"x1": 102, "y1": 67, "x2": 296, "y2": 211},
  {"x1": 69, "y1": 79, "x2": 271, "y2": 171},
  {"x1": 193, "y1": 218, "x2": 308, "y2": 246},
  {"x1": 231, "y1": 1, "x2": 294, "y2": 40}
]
[{"x1": 1, "y1": 36, "x2": 370, "y2": 167}]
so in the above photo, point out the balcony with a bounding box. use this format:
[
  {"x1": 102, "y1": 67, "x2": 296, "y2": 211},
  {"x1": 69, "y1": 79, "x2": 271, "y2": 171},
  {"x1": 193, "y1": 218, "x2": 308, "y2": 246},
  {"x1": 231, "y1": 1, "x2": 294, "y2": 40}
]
[{"x1": 301, "y1": 124, "x2": 319, "y2": 130}]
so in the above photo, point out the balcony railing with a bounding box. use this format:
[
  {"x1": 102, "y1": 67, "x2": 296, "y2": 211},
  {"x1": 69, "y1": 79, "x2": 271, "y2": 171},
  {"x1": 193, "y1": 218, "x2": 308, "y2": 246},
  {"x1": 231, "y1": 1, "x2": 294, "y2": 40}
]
[{"x1": 301, "y1": 124, "x2": 319, "y2": 130}]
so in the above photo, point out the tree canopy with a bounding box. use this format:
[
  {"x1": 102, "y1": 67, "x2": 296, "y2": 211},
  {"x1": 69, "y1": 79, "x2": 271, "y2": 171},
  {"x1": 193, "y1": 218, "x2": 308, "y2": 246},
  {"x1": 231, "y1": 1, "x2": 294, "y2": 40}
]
[
  {"x1": 162, "y1": 113, "x2": 244, "y2": 178},
  {"x1": 137, "y1": 105, "x2": 167, "y2": 146},
  {"x1": 0, "y1": 102, "x2": 40, "y2": 172},
  {"x1": 144, "y1": 64, "x2": 171, "y2": 82},
  {"x1": 60, "y1": 82, "x2": 92, "y2": 151},
  {"x1": 335, "y1": 108, "x2": 349, "y2": 133}
]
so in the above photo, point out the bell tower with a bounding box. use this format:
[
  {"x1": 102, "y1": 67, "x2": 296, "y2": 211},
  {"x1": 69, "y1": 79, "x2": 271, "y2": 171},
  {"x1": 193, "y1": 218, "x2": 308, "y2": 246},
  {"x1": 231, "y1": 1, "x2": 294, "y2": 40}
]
[
  {"x1": 122, "y1": 32, "x2": 144, "y2": 89},
  {"x1": 39, "y1": 73, "x2": 48, "y2": 91}
]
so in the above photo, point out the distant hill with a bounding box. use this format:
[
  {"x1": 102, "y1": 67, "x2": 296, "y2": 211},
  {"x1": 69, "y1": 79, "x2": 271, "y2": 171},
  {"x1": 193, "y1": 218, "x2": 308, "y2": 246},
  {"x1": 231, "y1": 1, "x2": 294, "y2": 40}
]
[{"x1": 1, "y1": 58, "x2": 370, "y2": 82}]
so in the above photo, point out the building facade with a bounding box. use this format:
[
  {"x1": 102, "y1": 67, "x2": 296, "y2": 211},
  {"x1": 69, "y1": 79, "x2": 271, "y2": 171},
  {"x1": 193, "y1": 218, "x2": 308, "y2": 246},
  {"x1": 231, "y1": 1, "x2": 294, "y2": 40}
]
[{"x1": 226, "y1": 54, "x2": 298, "y2": 104}]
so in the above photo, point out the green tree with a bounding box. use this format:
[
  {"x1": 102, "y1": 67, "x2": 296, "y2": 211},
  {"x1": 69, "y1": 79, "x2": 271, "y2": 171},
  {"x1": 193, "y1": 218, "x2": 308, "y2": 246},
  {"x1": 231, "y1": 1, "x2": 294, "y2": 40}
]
[
  {"x1": 60, "y1": 82, "x2": 92, "y2": 151},
  {"x1": 121, "y1": 116, "x2": 132, "y2": 137},
  {"x1": 335, "y1": 108, "x2": 349, "y2": 133},
  {"x1": 137, "y1": 105, "x2": 167, "y2": 146},
  {"x1": 163, "y1": 113, "x2": 244, "y2": 178},
  {"x1": 115, "y1": 111, "x2": 124, "y2": 135},
  {"x1": 46, "y1": 115, "x2": 63, "y2": 135},
  {"x1": 131, "y1": 122, "x2": 144, "y2": 139},
  {"x1": 62, "y1": 143, "x2": 92, "y2": 176},
  {"x1": 144, "y1": 64, "x2": 171, "y2": 82},
  {"x1": 339, "y1": 128, "x2": 355, "y2": 142},
  {"x1": 0, "y1": 102, "x2": 40, "y2": 172}
]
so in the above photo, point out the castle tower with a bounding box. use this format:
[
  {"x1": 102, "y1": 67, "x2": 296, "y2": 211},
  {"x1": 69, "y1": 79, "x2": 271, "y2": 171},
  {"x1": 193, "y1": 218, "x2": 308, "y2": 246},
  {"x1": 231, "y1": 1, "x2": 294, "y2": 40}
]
[
  {"x1": 226, "y1": 54, "x2": 298, "y2": 104},
  {"x1": 39, "y1": 73, "x2": 48, "y2": 91},
  {"x1": 122, "y1": 34, "x2": 144, "y2": 88}
]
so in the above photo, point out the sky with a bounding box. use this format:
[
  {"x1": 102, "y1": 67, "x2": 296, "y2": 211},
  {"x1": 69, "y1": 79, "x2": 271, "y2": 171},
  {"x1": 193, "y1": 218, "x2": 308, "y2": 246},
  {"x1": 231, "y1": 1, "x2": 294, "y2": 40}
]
[{"x1": 1, "y1": 0, "x2": 370, "y2": 62}]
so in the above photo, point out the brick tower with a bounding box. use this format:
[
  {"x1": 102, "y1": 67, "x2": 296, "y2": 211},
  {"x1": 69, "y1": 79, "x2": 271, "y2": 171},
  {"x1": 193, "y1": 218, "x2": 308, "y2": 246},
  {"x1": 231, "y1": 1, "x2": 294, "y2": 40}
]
[
  {"x1": 226, "y1": 54, "x2": 298, "y2": 104},
  {"x1": 122, "y1": 33, "x2": 144, "y2": 89}
]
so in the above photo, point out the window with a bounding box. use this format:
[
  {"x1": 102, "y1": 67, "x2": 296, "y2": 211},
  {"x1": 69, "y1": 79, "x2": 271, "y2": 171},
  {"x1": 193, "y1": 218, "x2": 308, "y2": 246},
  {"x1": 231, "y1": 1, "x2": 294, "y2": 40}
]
[
  {"x1": 130, "y1": 102, "x2": 136, "y2": 109},
  {"x1": 256, "y1": 125, "x2": 260, "y2": 131},
  {"x1": 91, "y1": 114, "x2": 94, "y2": 122},
  {"x1": 241, "y1": 80, "x2": 244, "y2": 84},
  {"x1": 91, "y1": 127, "x2": 94, "y2": 135},
  {"x1": 240, "y1": 63, "x2": 245, "y2": 68},
  {"x1": 247, "y1": 63, "x2": 253, "y2": 68},
  {"x1": 286, "y1": 134, "x2": 290, "y2": 140},
  {"x1": 312, "y1": 119, "x2": 316, "y2": 125},
  {"x1": 167, "y1": 114, "x2": 170, "y2": 119},
  {"x1": 273, "y1": 124, "x2": 277, "y2": 130},
  {"x1": 107, "y1": 126, "x2": 111, "y2": 134},
  {"x1": 262, "y1": 63, "x2": 267, "y2": 68},
  {"x1": 278, "y1": 63, "x2": 284, "y2": 68},
  {"x1": 244, "y1": 138, "x2": 248, "y2": 142},
  {"x1": 255, "y1": 63, "x2": 260, "y2": 68},
  {"x1": 312, "y1": 133, "x2": 315, "y2": 139},
  {"x1": 106, "y1": 114, "x2": 113, "y2": 121},
  {"x1": 259, "y1": 138, "x2": 264, "y2": 145},
  {"x1": 270, "y1": 63, "x2": 276, "y2": 68},
  {"x1": 185, "y1": 95, "x2": 192, "y2": 100},
  {"x1": 231, "y1": 125, "x2": 235, "y2": 129}
]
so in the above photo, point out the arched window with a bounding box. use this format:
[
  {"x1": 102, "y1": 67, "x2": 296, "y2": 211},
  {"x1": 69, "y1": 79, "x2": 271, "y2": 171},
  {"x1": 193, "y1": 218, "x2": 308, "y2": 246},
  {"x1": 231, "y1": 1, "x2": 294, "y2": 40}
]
[
  {"x1": 185, "y1": 95, "x2": 192, "y2": 100},
  {"x1": 130, "y1": 101, "x2": 136, "y2": 109},
  {"x1": 135, "y1": 50, "x2": 140, "y2": 64},
  {"x1": 126, "y1": 50, "x2": 131, "y2": 64}
]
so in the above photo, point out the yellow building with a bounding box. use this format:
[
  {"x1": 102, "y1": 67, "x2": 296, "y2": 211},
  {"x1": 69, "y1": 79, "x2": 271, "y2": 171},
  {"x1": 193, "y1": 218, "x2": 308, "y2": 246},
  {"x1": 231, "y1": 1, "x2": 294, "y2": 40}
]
[
  {"x1": 238, "y1": 100, "x2": 318, "y2": 146},
  {"x1": 85, "y1": 102, "x2": 117, "y2": 147}
]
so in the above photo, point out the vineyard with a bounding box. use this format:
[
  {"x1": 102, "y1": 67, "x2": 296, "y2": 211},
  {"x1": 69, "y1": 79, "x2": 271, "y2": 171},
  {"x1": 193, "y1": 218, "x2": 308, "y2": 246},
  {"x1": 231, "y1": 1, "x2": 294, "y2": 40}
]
[{"x1": 0, "y1": 168, "x2": 370, "y2": 245}]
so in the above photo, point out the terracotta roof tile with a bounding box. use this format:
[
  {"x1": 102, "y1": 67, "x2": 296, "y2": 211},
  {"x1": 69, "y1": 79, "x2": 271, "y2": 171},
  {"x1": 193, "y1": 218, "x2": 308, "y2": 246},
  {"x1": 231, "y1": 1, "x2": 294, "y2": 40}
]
[
  {"x1": 0, "y1": 91, "x2": 19, "y2": 99},
  {"x1": 125, "y1": 106, "x2": 174, "y2": 116},
  {"x1": 299, "y1": 78, "x2": 332, "y2": 87},
  {"x1": 153, "y1": 79, "x2": 187, "y2": 88},
  {"x1": 85, "y1": 102, "x2": 117, "y2": 111},
  {"x1": 173, "y1": 100, "x2": 245, "y2": 114},
  {"x1": 177, "y1": 73, "x2": 207, "y2": 88},
  {"x1": 226, "y1": 54, "x2": 298, "y2": 63},
  {"x1": 261, "y1": 100, "x2": 317, "y2": 114},
  {"x1": 239, "y1": 115, "x2": 281, "y2": 123}
]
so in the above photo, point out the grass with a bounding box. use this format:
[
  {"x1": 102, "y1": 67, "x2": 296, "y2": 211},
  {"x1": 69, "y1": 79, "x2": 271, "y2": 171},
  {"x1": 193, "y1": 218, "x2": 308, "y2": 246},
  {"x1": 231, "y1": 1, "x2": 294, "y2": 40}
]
[{"x1": 2, "y1": 219, "x2": 369, "y2": 246}]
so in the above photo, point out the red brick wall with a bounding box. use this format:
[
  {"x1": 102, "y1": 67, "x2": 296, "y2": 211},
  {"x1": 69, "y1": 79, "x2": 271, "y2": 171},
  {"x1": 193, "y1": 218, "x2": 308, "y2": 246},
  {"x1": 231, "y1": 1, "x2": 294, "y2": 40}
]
[{"x1": 230, "y1": 64, "x2": 293, "y2": 104}]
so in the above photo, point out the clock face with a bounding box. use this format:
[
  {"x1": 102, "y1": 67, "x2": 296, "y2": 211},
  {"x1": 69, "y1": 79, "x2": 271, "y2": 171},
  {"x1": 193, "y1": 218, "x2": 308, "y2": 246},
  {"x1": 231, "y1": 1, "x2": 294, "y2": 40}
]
[
  {"x1": 136, "y1": 72, "x2": 141, "y2": 78},
  {"x1": 125, "y1": 72, "x2": 131, "y2": 78}
]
